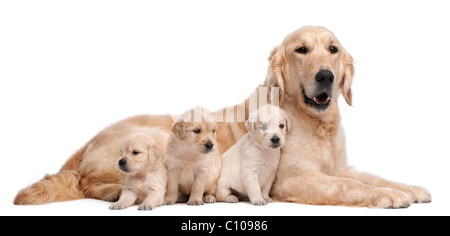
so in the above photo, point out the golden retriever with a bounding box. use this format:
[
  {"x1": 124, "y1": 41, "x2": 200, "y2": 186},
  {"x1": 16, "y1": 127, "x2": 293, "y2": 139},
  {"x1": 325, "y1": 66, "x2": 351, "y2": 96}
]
[
  {"x1": 216, "y1": 105, "x2": 289, "y2": 205},
  {"x1": 14, "y1": 26, "x2": 431, "y2": 208},
  {"x1": 265, "y1": 26, "x2": 431, "y2": 208},
  {"x1": 164, "y1": 107, "x2": 221, "y2": 205},
  {"x1": 109, "y1": 133, "x2": 167, "y2": 210}
]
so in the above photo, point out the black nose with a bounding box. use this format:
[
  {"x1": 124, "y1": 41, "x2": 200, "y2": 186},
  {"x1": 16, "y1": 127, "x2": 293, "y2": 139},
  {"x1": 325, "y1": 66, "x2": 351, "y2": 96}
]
[
  {"x1": 118, "y1": 158, "x2": 126, "y2": 167},
  {"x1": 271, "y1": 136, "x2": 280, "y2": 144},
  {"x1": 205, "y1": 141, "x2": 214, "y2": 150},
  {"x1": 315, "y1": 69, "x2": 334, "y2": 87}
]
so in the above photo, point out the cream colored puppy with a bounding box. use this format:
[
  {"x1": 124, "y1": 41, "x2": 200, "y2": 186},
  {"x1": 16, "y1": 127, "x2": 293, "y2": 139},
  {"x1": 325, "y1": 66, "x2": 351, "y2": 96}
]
[
  {"x1": 216, "y1": 105, "x2": 290, "y2": 205},
  {"x1": 164, "y1": 107, "x2": 221, "y2": 205},
  {"x1": 109, "y1": 132, "x2": 167, "y2": 210}
]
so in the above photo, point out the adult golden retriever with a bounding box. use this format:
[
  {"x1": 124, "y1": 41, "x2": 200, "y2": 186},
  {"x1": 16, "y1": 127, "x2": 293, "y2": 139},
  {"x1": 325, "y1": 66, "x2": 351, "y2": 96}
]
[{"x1": 14, "y1": 26, "x2": 431, "y2": 208}]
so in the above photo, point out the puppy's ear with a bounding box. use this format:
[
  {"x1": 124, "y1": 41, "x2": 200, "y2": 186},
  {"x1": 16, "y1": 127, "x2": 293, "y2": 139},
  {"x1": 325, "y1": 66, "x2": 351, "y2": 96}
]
[
  {"x1": 148, "y1": 144, "x2": 164, "y2": 162},
  {"x1": 266, "y1": 45, "x2": 287, "y2": 105},
  {"x1": 245, "y1": 119, "x2": 255, "y2": 132},
  {"x1": 340, "y1": 49, "x2": 354, "y2": 106},
  {"x1": 172, "y1": 120, "x2": 186, "y2": 140}
]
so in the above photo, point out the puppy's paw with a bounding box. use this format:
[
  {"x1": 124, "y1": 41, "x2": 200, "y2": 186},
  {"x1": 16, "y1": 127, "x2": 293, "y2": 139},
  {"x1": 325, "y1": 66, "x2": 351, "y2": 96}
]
[
  {"x1": 263, "y1": 196, "x2": 273, "y2": 203},
  {"x1": 138, "y1": 204, "x2": 154, "y2": 211},
  {"x1": 187, "y1": 198, "x2": 204, "y2": 206},
  {"x1": 203, "y1": 195, "x2": 216, "y2": 203},
  {"x1": 250, "y1": 198, "x2": 267, "y2": 206},
  {"x1": 109, "y1": 202, "x2": 127, "y2": 210},
  {"x1": 226, "y1": 195, "x2": 239, "y2": 203},
  {"x1": 164, "y1": 196, "x2": 177, "y2": 205}
]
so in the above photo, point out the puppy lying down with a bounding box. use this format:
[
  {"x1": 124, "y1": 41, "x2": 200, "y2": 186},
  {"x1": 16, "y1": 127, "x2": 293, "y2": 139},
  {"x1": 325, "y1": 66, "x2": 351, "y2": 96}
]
[
  {"x1": 109, "y1": 132, "x2": 167, "y2": 210},
  {"x1": 216, "y1": 105, "x2": 290, "y2": 205}
]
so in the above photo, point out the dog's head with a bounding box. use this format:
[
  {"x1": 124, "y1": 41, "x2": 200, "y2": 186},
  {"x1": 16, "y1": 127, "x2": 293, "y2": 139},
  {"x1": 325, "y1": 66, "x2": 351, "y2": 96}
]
[
  {"x1": 245, "y1": 105, "x2": 290, "y2": 150},
  {"x1": 171, "y1": 107, "x2": 217, "y2": 154},
  {"x1": 266, "y1": 26, "x2": 354, "y2": 115},
  {"x1": 117, "y1": 133, "x2": 163, "y2": 173}
]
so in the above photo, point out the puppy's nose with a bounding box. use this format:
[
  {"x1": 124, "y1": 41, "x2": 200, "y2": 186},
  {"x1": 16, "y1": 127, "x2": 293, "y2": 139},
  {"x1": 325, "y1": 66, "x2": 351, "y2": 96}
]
[
  {"x1": 118, "y1": 158, "x2": 126, "y2": 167},
  {"x1": 271, "y1": 136, "x2": 280, "y2": 144},
  {"x1": 205, "y1": 141, "x2": 214, "y2": 151},
  {"x1": 315, "y1": 69, "x2": 334, "y2": 86}
]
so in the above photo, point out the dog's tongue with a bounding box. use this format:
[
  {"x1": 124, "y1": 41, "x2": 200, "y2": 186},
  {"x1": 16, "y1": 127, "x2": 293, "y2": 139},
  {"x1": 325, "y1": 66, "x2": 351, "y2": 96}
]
[{"x1": 313, "y1": 93, "x2": 330, "y2": 104}]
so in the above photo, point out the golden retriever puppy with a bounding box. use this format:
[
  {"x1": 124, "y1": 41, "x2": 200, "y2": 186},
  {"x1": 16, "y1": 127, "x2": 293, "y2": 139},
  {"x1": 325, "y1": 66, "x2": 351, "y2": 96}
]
[
  {"x1": 216, "y1": 105, "x2": 290, "y2": 205},
  {"x1": 15, "y1": 26, "x2": 431, "y2": 209},
  {"x1": 109, "y1": 133, "x2": 167, "y2": 210},
  {"x1": 164, "y1": 107, "x2": 221, "y2": 205}
]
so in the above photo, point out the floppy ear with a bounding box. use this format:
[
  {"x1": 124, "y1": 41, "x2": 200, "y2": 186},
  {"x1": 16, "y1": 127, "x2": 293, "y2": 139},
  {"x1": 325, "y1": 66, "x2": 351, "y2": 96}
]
[
  {"x1": 340, "y1": 49, "x2": 355, "y2": 106},
  {"x1": 245, "y1": 119, "x2": 255, "y2": 132},
  {"x1": 172, "y1": 120, "x2": 186, "y2": 140},
  {"x1": 148, "y1": 144, "x2": 164, "y2": 162},
  {"x1": 266, "y1": 45, "x2": 287, "y2": 105}
]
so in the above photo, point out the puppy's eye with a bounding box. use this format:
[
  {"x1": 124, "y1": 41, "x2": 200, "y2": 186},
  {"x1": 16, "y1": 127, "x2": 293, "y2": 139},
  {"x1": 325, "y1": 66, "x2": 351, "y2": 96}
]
[
  {"x1": 330, "y1": 45, "x2": 338, "y2": 54},
  {"x1": 279, "y1": 124, "x2": 285, "y2": 129},
  {"x1": 295, "y1": 46, "x2": 308, "y2": 54},
  {"x1": 132, "y1": 150, "x2": 140, "y2": 155},
  {"x1": 213, "y1": 129, "x2": 216, "y2": 134},
  {"x1": 193, "y1": 129, "x2": 201, "y2": 134},
  {"x1": 260, "y1": 125, "x2": 268, "y2": 131}
]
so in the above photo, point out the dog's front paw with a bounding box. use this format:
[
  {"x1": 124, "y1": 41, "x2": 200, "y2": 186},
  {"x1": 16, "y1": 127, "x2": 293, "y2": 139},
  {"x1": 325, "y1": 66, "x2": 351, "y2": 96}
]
[
  {"x1": 138, "y1": 204, "x2": 154, "y2": 211},
  {"x1": 164, "y1": 196, "x2": 177, "y2": 205},
  {"x1": 263, "y1": 196, "x2": 273, "y2": 203},
  {"x1": 401, "y1": 185, "x2": 432, "y2": 204},
  {"x1": 203, "y1": 195, "x2": 216, "y2": 203},
  {"x1": 226, "y1": 195, "x2": 239, "y2": 203},
  {"x1": 109, "y1": 202, "x2": 127, "y2": 210},
  {"x1": 250, "y1": 198, "x2": 267, "y2": 206},
  {"x1": 373, "y1": 188, "x2": 412, "y2": 209},
  {"x1": 187, "y1": 198, "x2": 204, "y2": 206}
]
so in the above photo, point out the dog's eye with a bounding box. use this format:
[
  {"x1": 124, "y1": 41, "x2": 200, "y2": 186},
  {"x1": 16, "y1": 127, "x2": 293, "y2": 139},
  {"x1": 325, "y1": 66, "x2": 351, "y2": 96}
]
[
  {"x1": 132, "y1": 150, "x2": 140, "y2": 155},
  {"x1": 260, "y1": 125, "x2": 268, "y2": 131},
  {"x1": 295, "y1": 46, "x2": 308, "y2": 54},
  {"x1": 193, "y1": 129, "x2": 201, "y2": 134},
  {"x1": 213, "y1": 129, "x2": 216, "y2": 134},
  {"x1": 279, "y1": 124, "x2": 285, "y2": 129},
  {"x1": 329, "y1": 45, "x2": 338, "y2": 54}
]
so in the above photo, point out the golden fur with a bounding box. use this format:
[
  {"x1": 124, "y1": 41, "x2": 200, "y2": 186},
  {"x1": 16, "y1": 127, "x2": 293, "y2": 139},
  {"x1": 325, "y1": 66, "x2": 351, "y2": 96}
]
[
  {"x1": 266, "y1": 26, "x2": 431, "y2": 208},
  {"x1": 216, "y1": 105, "x2": 289, "y2": 205},
  {"x1": 109, "y1": 132, "x2": 167, "y2": 210},
  {"x1": 164, "y1": 108, "x2": 221, "y2": 205},
  {"x1": 14, "y1": 26, "x2": 431, "y2": 208}
]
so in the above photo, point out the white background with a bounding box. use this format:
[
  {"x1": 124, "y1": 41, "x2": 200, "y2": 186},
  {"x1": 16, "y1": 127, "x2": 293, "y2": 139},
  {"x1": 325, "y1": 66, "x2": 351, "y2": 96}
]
[{"x1": 1, "y1": 0, "x2": 449, "y2": 216}]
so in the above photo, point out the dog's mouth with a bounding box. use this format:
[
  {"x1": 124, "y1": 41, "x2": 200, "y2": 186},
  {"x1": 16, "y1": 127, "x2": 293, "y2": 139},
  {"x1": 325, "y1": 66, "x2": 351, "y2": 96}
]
[
  {"x1": 271, "y1": 143, "x2": 281, "y2": 149},
  {"x1": 200, "y1": 148, "x2": 213, "y2": 154},
  {"x1": 303, "y1": 89, "x2": 331, "y2": 111},
  {"x1": 119, "y1": 165, "x2": 129, "y2": 173}
]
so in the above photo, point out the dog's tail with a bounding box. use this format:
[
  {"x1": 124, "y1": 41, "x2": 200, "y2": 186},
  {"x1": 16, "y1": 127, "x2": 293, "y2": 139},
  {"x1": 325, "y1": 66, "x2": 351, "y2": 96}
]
[
  {"x1": 13, "y1": 142, "x2": 89, "y2": 205},
  {"x1": 13, "y1": 170, "x2": 84, "y2": 205}
]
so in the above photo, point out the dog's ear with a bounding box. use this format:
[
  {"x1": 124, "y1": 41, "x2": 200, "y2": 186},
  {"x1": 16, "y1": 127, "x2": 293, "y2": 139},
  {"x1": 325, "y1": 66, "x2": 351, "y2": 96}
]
[
  {"x1": 266, "y1": 45, "x2": 287, "y2": 105},
  {"x1": 172, "y1": 120, "x2": 186, "y2": 140},
  {"x1": 245, "y1": 119, "x2": 255, "y2": 132},
  {"x1": 148, "y1": 144, "x2": 164, "y2": 162},
  {"x1": 340, "y1": 49, "x2": 354, "y2": 106}
]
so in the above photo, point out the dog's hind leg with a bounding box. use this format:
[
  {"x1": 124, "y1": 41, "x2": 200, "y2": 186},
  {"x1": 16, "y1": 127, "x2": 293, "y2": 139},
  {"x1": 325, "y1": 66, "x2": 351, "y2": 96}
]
[{"x1": 80, "y1": 172, "x2": 125, "y2": 202}]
